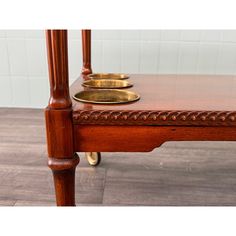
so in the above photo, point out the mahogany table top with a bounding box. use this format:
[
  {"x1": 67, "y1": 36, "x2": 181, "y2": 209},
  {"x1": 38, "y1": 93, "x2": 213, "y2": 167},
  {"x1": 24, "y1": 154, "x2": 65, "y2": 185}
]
[{"x1": 70, "y1": 74, "x2": 236, "y2": 126}]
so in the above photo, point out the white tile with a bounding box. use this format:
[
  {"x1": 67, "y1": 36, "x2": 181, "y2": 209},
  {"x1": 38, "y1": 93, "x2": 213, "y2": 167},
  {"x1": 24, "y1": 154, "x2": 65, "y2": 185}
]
[
  {"x1": 26, "y1": 39, "x2": 47, "y2": 76},
  {"x1": 122, "y1": 30, "x2": 140, "y2": 41},
  {"x1": 4, "y1": 29, "x2": 236, "y2": 108},
  {"x1": 180, "y1": 30, "x2": 201, "y2": 41},
  {"x1": 200, "y1": 30, "x2": 222, "y2": 42},
  {"x1": 102, "y1": 40, "x2": 122, "y2": 72},
  {"x1": 0, "y1": 76, "x2": 9, "y2": 80},
  {"x1": 178, "y1": 42, "x2": 199, "y2": 74},
  {"x1": 220, "y1": 30, "x2": 236, "y2": 42},
  {"x1": 197, "y1": 43, "x2": 220, "y2": 74},
  {"x1": 0, "y1": 78, "x2": 12, "y2": 106},
  {"x1": 160, "y1": 30, "x2": 181, "y2": 41},
  {"x1": 0, "y1": 30, "x2": 6, "y2": 38},
  {"x1": 7, "y1": 39, "x2": 28, "y2": 76},
  {"x1": 29, "y1": 77, "x2": 49, "y2": 108},
  {"x1": 25, "y1": 30, "x2": 45, "y2": 39},
  {"x1": 140, "y1": 30, "x2": 161, "y2": 41},
  {"x1": 92, "y1": 30, "x2": 103, "y2": 40},
  {"x1": 121, "y1": 41, "x2": 140, "y2": 73},
  {"x1": 11, "y1": 76, "x2": 30, "y2": 107},
  {"x1": 0, "y1": 39, "x2": 10, "y2": 75},
  {"x1": 68, "y1": 39, "x2": 82, "y2": 79},
  {"x1": 92, "y1": 40, "x2": 103, "y2": 72},
  {"x1": 45, "y1": 78, "x2": 50, "y2": 100},
  {"x1": 68, "y1": 30, "x2": 81, "y2": 40},
  {"x1": 5, "y1": 30, "x2": 27, "y2": 38},
  {"x1": 215, "y1": 43, "x2": 236, "y2": 75},
  {"x1": 139, "y1": 42, "x2": 159, "y2": 73},
  {"x1": 102, "y1": 30, "x2": 123, "y2": 40},
  {"x1": 69, "y1": 78, "x2": 77, "y2": 85},
  {"x1": 158, "y1": 42, "x2": 180, "y2": 74}
]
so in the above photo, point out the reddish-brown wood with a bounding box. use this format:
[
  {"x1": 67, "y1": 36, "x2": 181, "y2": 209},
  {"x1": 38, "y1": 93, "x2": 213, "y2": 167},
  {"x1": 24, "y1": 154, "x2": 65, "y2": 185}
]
[
  {"x1": 71, "y1": 73, "x2": 236, "y2": 152},
  {"x1": 46, "y1": 30, "x2": 71, "y2": 109},
  {"x1": 81, "y1": 30, "x2": 92, "y2": 75},
  {"x1": 48, "y1": 154, "x2": 80, "y2": 206},
  {"x1": 74, "y1": 125, "x2": 236, "y2": 152},
  {"x1": 45, "y1": 30, "x2": 79, "y2": 206},
  {"x1": 71, "y1": 74, "x2": 236, "y2": 112},
  {"x1": 45, "y1": 108, "x2": 74, "y2": 158},
  {"x1": 73, "y1": 109, "x2": 236, "y2": 126},
  {"x1": 45, "y1": 29, "x2": 236, "y2": 206}
]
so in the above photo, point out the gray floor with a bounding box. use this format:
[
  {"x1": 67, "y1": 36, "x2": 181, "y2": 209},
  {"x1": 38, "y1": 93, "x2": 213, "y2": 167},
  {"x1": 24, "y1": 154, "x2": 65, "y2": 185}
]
[{"x1": 1, "y1": 108, "x2": 236, "y2": 206}]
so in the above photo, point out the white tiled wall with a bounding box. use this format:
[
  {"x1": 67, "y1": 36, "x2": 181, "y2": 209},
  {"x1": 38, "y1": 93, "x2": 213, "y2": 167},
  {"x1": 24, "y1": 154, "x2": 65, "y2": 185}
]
[{"x1": 1, "y1": 30, "x2": 236, "y2": 108}]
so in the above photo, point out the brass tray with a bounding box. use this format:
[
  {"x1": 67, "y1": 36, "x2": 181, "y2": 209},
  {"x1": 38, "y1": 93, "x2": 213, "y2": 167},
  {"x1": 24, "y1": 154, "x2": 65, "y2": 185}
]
[
  {"x1": 88, "y1": 73, "x2": 129, "y2": 80},
  {"x1": 82, "y1": 79, "x2": 133, "y2": 89},
  {"x1": 73, "y1": 89, "x2": 140, "y2": 104}
]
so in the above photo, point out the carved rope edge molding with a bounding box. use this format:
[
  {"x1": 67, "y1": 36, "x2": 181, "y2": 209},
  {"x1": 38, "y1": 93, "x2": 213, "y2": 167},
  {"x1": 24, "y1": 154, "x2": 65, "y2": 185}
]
[{"x1": 73, "y1": 110, "x2": 236, "y2": 126}]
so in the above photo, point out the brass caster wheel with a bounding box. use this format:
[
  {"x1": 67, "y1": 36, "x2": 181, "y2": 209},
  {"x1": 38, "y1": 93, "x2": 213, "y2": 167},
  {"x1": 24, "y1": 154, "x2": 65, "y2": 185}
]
[{"x1": 85, "y1": 152, "x2": 101, "y2": 166}]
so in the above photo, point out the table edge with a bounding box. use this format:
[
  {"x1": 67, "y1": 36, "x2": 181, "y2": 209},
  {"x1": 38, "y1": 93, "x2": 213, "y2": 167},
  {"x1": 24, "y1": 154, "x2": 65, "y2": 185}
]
[{"x1": 73, "y1": 109, "x2": 236, "y2": 126}]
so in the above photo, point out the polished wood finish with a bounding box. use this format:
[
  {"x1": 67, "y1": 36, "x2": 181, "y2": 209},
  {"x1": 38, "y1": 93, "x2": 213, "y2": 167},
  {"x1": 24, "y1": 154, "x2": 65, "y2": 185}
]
[
  {"x1": 81, "y1": 30, "x2": 92, "y2": 75},
  {"x1": 71, "y1": 74, "x2": 236, "y2": 112},
  {"x1": 73, "y1": 109, "x2": 236, "y2": 126},
  {"x1": 46, "y1": 30, "x2": 71, "y2": 109},
  {"x1": 71, "y1": 74, "x2": 236, "y2": 153},
  {"x1": 45, "y1": 108, "x2": 74, "y2": 158},
  {"x1": 71, "y1": 75, "x2": 236, "y2": 126},
  {"x1": 45, "y1": 30, "x2": 79, "y2": 206},
  {"x1": 48, "y1": 154, "x2": 80, "y2": 206},
  {"x1": 74, "y1": 126, "x2": 236, "y2": 152},
  {"x1": 45, "y1": 29, "x2": 236, "y2": 206}
]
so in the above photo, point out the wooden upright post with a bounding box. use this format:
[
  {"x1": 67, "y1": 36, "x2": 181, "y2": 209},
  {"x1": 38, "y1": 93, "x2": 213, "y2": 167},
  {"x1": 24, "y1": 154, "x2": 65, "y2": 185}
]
[
  {"x1": 81, "y1": 29, "x2": 92, "y2": 75},
  {"x1": 45, "y1": 30, "x2": 79, "y2": 206}
]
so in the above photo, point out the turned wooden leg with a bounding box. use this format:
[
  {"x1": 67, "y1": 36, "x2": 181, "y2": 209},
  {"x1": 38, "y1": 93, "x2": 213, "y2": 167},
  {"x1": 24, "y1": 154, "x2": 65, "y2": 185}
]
[
  {"x1": 48, "y1": 153, "x2": 80, "y2": 206},
  {"x1": 81, "y1": 29, "x2": 92, "y2": 75}
]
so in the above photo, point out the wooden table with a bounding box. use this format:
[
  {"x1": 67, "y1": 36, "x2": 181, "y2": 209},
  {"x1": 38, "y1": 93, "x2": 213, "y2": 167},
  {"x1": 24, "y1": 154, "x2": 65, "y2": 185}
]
[
  {"x1": 45, "y1": 30, "x2": 236, "y2": 206},
  {"x1": 71, "y1": 74, "x2": 236, "y2": 152}
]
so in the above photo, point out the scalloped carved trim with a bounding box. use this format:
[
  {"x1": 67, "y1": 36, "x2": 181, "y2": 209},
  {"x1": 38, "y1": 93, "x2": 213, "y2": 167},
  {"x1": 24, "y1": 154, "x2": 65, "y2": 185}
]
[{"x1": 73, "y1": 110, "x2": 236, "y2": 126}]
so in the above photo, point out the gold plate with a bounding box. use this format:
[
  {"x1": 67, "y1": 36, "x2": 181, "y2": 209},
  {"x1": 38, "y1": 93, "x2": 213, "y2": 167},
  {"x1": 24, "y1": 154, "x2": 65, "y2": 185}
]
[
  {"x1": 88, "y1": 73, "x2": 129, "y2": 80},
  {"x1": 82, "y1": 79, "x2": 133, "y2": 89},
  {"x1": 73, "y1": 89, "x2": 140, "y2": 104}
]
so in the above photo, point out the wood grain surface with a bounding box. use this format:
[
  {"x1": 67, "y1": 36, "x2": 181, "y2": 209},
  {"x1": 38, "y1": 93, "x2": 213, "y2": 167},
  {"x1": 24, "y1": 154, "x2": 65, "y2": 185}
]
[{"x1": 71, "y1": 74, "x2": 236, "y2": 112}]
